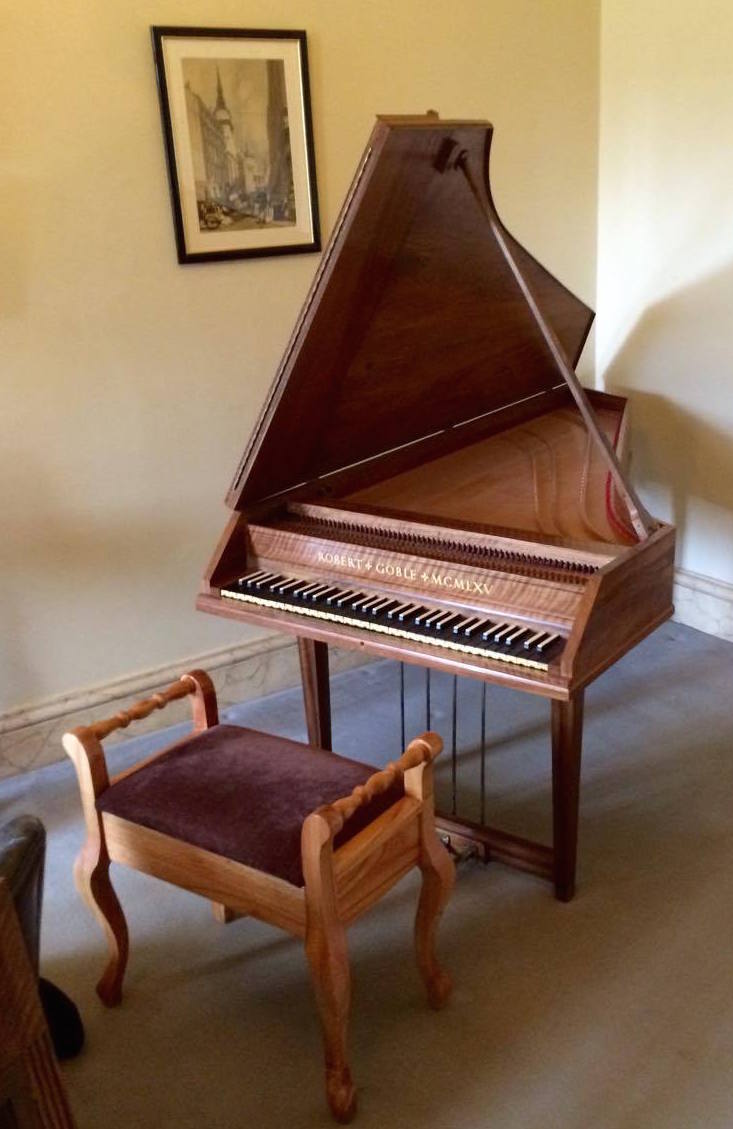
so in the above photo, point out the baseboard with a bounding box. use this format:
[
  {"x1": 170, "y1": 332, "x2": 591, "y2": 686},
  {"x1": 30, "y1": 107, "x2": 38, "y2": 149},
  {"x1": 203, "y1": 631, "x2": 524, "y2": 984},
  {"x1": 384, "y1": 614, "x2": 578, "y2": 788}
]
[
  {"x1": 3, "y1": 569, "x2": 729, "y2": 781},
  {"x1": 0, "y1": 633, "x2": 374, "y2": 781},
  {"x1": 673, "y1": 568, "x2": 733, "y2": 641}
]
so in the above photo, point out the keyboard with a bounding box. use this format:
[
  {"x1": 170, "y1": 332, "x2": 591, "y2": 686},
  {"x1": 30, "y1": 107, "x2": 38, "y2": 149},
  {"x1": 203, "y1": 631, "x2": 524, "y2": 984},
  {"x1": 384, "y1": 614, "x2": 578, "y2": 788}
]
[{"x1": 220, "y1": 570, "x2": 566, "y2": 670}]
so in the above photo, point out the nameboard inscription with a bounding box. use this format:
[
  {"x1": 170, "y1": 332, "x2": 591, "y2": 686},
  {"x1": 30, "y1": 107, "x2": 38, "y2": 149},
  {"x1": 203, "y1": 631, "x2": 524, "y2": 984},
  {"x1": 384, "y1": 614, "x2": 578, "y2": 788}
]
[{"x1": 316, "y1": 549, "x2": 494, "y2": 597}]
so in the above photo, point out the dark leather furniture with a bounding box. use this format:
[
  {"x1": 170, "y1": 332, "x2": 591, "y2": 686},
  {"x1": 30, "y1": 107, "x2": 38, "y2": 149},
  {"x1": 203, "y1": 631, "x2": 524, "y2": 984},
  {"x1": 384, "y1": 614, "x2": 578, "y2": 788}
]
[{"x1": 0, "y1": 815, "x2": 84, "y2": 1060}]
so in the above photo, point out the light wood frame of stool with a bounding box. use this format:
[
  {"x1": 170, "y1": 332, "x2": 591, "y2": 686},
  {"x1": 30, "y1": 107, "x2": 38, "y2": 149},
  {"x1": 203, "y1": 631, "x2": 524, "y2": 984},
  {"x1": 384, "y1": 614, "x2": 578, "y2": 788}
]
[{"x1": 62, "y1": 670, "x2": 455, "y2": 1122}]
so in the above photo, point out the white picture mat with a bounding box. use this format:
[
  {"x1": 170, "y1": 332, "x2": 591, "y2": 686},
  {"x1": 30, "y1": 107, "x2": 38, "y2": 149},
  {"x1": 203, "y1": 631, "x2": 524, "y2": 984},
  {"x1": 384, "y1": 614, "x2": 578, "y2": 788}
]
[{"x1": 160, "y1": 35, "x2": 315, "y2": 254}]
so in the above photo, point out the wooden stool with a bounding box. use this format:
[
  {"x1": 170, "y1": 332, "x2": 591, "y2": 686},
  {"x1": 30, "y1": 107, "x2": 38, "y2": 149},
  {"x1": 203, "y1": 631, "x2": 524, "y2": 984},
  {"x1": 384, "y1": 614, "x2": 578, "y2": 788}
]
[{"x1": 63, "y1": 670, "x2": 454, "y2": 1122}]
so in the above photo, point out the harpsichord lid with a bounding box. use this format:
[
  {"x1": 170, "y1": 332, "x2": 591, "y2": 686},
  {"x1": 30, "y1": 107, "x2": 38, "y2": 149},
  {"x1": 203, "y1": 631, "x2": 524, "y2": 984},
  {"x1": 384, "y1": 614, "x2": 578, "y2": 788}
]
[{"x1": 227, "y1": 114, "x2": 595, "y2": 511}]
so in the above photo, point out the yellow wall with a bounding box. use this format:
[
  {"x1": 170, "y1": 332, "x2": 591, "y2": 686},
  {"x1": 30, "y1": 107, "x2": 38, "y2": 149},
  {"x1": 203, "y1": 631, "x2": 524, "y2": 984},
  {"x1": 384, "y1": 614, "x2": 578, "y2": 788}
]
[
  {"x1": 2, "y1": 0, "x2": 600, "y2": 712},
  {"x1": 597, "y1": 1, "x2": 733, "y2": 584}
]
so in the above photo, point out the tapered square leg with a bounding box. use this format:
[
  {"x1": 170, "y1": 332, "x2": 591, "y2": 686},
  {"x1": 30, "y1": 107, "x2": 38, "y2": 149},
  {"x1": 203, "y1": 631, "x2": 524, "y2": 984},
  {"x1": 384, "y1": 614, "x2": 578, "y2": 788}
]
[
  {"x1": 298, "y1": 637, "x2": 332, "y2": 750},
  {"x1": 551, "y1": 692, "x2": 585, "y2": 902}
]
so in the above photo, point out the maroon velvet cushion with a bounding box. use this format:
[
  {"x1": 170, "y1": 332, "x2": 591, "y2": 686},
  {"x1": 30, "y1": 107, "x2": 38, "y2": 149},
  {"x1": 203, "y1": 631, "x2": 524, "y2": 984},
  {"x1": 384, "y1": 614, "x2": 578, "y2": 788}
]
[{"x1": 97, "y1": 725, "x2": 404, "y2": 887}]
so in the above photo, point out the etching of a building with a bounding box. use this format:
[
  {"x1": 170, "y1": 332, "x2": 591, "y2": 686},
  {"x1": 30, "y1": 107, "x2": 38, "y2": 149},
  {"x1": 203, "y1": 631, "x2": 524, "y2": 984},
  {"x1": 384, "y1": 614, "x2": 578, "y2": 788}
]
[{"x1": 183, "y1": 60, "x2": 294, "y2": 225}]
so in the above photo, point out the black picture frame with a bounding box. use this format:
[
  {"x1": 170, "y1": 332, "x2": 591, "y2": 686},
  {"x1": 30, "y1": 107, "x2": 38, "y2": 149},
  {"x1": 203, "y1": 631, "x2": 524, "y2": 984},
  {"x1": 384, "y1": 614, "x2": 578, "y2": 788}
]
[{"x1": 151, "y1": 26, "x2": 321, "y2": 264}]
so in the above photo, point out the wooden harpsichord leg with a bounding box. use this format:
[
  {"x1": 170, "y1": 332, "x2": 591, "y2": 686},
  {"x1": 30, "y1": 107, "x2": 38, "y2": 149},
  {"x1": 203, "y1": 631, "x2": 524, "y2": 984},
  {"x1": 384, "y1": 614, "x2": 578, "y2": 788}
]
[
  {"x1": 551, "y1": 691, "x2": 585, "y2": 902},
  {"x1": 298, "y1": 637, "x2": 332, "y2": 750}
]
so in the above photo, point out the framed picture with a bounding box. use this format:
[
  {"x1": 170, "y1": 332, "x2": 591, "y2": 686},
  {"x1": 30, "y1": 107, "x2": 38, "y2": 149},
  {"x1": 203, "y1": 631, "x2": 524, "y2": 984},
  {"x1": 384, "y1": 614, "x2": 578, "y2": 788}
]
[{"x1": 151, "y1": 27, "x2": 320, "y2": 263}]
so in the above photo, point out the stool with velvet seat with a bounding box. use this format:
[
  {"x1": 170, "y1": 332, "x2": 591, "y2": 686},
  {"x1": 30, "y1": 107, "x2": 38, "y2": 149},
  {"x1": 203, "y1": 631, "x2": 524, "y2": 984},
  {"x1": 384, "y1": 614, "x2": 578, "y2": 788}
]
[{"x1": 63, "y1": 670, "x2": 454, "y2": 1122}]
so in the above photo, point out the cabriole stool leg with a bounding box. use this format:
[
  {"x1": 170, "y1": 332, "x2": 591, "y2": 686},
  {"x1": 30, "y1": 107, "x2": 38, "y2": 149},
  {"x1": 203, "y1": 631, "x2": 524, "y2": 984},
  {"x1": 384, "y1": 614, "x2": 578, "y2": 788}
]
[
  {"x1": 305, "y1": 913, "x2": 356, "y2": 1123},
  {"x1": 415, "y1": 832, "x2": 455, "y2": 1009},
  {"x1": 74, "y1": 838, "x2": 128, "y2": 1006}
]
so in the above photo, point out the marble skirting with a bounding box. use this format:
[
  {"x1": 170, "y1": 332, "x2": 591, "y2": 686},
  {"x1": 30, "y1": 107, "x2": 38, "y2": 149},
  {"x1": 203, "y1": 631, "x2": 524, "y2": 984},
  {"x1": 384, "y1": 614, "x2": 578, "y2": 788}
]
[
  {"x1": 673, "y1": 568, "x2": 733, "y2": 643},
  {"x1": 2, "y1": 566, "x2": 731, "y2": 780},
  {"x1": 0, "y1": 634, "x2": 374, "y2": 781}
]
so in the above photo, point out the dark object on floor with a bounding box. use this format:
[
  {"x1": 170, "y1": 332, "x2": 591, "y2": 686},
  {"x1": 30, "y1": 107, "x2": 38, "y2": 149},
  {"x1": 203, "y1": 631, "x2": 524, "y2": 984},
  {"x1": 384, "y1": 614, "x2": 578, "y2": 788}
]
[
  {"x1": 38, "y1": 976, "x2": 84, "y2": 1061},
  {"x1": 0, "y1": 815, "x2": 84, "y2": 1060},
  {"x1": 64, "y1": 669, "x2": 455, "y2": 1123}
]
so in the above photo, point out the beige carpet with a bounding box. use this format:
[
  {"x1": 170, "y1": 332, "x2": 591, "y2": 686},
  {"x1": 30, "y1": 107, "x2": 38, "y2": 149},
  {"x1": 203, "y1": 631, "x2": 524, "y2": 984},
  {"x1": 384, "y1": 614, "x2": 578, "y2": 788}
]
[{"x1": 3, "y1": 620, "x2": 733, "y2": 1128}]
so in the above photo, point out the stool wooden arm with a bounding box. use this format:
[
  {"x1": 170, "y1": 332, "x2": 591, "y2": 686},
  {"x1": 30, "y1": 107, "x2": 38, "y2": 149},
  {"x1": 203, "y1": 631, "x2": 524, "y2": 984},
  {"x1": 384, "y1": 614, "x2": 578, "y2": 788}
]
[
  {"x1": 63, "y1": 670, "x2": 218, "y2": 805},
  {"x1": 88, "y1": 670, "x2": 217, "y2": 743},
  {"x1": 312, "y1": 733, "x2": 443, "y2": 837},
  {"x1": 61, "y1": 670, "x2": 218, "y2": 1006},
  {"x1": 302, "y1": 732, "x2": 454, "y2": 1123}
]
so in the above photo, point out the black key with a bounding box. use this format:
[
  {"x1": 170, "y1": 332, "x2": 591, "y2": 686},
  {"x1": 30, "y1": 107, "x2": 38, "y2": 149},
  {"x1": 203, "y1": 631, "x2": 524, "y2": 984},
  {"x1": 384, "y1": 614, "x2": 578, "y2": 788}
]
[
  {"x1": 372, "y1": 599, "x2": 399, "y2": 617},
  {"x1": 260, "y1": 574, "x2": 287, "y2": 591},
  {"x1": 452, "y1": 615, "x2": 478, "y2": 635},
  {"x1": 398, "y1": 603, "x2": 421, "y2": 622},
  {"x1": 503, "y1": 626, "x2": 530, "y2": 648},
  {"x1": 314, "y1": 586, "x2": 340, "y2": 603},
  {"x1": 539, "y1": 636, "x2": 565, "y2": 662},
  {"x1": 427, "y1": 611, "x2": 454, "y2": 631},
  {"x1": 242, "y1": 570, "x2": 272, "y2": 588},
  {"x1": 467, "y1": 618, "x2": 494, "y2": 638},
  {"x1": 349, "y1": 593, "x2": 375, "y2": 612},
  {"x1": 253, "y1": 572, "x2": 280, "y2": 589},
  {"x1": 364, "y1": 597, "x2": 387, "y2": 614},
  {"x1": 360, "y1": 595, "x2": 385, "y2": 612},
  {"x1": 294, "y1": 581, "x2": 322, "y2": 599},
  {"x1": 289, "y1": 580, "x2": 315, "y2": 598},
  {"x1": 420, "y1": 609, "x2": 445, "y2": 628},
  {"x1": 536, "y1": 632, "x2": 561, "y2": 654},
  {"x1": 404, "y1": 606, "x2": 432, "y2": 625},
  {"x1": 482, "y1": 621, "x2": 506, "y2": 641},
  {"x1": 436, "y1": 614, "x2": 463, "y2": 632},
  {"x1": 239, "y1": 569, "x2": 268, "y2": 587},
  {"x1": 299, "y1": 582, "x2": 322, "y2": 598},
  {"x1": 275, "y1": 577, "x2": 303, "y2": 594},
  {"x1": 332, "y1": 589, "x2": 356, "y2": 606},
  {"x1": 335, "y1": 591, "x2": 362, "y2": 609}
]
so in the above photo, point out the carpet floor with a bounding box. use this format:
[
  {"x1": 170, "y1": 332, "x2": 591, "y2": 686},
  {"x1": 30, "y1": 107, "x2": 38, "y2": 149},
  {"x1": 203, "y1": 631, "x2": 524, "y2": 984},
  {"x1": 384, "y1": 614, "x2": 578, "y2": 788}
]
[{"x1": 3, "y1": 619, "x2": 733, "y2": 1128}]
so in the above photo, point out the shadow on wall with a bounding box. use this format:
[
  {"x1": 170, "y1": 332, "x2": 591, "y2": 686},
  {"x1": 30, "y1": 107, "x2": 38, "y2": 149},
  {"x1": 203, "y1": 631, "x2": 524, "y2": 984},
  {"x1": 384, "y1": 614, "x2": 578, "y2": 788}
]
[{"x1": 600, "y1": 259, "x2": 733, "y2": 577}]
